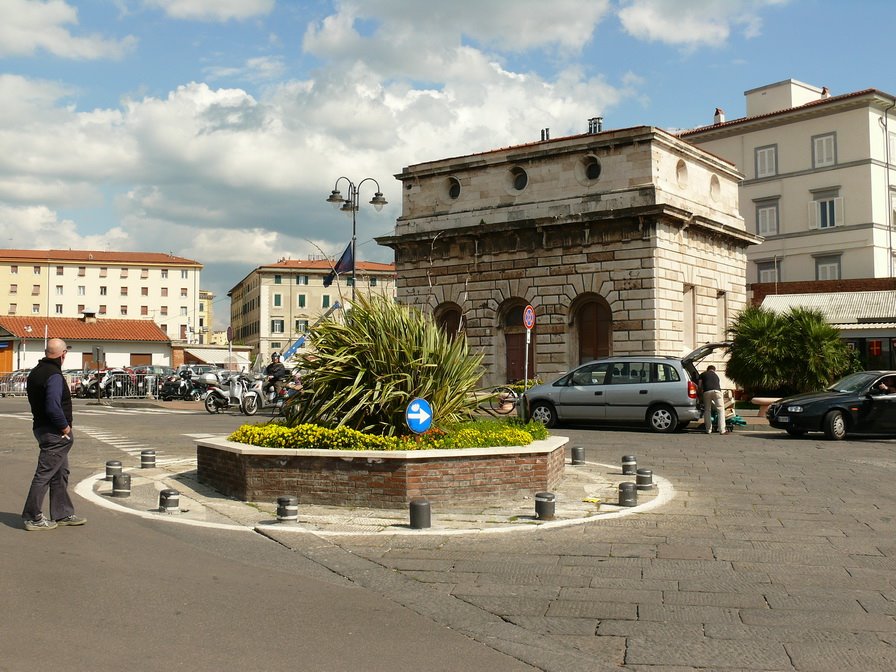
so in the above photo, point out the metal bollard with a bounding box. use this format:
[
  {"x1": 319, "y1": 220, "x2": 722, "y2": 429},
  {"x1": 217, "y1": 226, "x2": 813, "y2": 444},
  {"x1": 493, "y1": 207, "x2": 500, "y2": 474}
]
[
  {"x1": 618, "y1": 482, "x2": 637, "y2": 507},
  {"x1": 276, "y1": 496, "x2": 299, "y2": 524},
  {"x1": 535, "y1": 492, "x2": 556, "y2": 520},
  {"x1": 636, "y1": 468, "x2": 655, "y2": 490},
  {"x1": 159, "y1": 489, "x2": 180, "y2": 514},
  {"x1": 409, "y1": 498, "x2": 431, "y2": 530},
  {"x1": 140, "y1": 450, "x2": 156, "y2": 469},
  {"x1": 105, "y1": 460, "x2": 122, "y2": 481},
  {"x1": 570, "y1": 446, "x2": 585, "y2": 465},
  {"x1": 112, "y1": 473, "x2": 131, "y2": 498},
  {"x1": 622, "y1": 455, "x2": 637, "y2": 475}
]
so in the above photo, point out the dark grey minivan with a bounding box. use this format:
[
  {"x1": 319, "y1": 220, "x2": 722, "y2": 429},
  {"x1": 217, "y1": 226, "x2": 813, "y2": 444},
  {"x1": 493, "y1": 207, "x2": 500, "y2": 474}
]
[{"x1": 521, "y1": 343, "x2": 728, "y2": 432}]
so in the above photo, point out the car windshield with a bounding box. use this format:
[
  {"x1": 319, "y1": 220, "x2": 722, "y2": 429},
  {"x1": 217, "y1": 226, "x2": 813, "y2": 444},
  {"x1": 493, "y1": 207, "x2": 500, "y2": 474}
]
[{"x1": 826, "y1": 372, "x2": 879, "y2": 393}]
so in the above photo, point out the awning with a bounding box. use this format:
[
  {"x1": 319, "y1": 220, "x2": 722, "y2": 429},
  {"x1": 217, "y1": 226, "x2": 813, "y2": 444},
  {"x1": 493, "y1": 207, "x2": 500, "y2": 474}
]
[{"x1": 185, "y1": 347, "x2": 251, "y2": 368}]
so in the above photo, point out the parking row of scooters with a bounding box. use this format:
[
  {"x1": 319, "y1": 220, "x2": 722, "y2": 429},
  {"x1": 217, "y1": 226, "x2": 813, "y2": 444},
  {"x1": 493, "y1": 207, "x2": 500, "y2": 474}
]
[{"x1": 199, "y1": 370, "x2": 293, "y2": 416}]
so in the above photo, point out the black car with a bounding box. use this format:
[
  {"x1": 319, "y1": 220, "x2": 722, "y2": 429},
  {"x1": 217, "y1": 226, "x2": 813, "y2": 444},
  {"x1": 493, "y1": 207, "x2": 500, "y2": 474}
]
[{"x1": 766, "y1": 371, "x2": 896, "y2": 440}]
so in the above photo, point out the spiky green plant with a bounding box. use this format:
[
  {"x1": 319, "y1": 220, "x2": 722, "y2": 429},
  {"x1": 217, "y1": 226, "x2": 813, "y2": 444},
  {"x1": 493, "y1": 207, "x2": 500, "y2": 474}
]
[
  {"x1": 283, "y1": 293, "x2": 485, "y2": 435},
  {"x1": 726, "y1": 304, "x2": 859, "y2": 396}
]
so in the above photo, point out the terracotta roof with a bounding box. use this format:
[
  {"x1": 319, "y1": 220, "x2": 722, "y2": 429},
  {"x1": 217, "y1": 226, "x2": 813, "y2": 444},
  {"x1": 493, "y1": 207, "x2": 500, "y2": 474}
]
[
  {"x1": 680, "y1": 88, "x2": 890, "y2": 137},
  {"x1": 264, "y1": 259, "x2": 396, "y2": 272},
  {"x1": 0, "y1": 316, "x2": 170, "y2": 342},
  {"x1": 0, "y1": 249, "x2": 201, "y2": 267}
]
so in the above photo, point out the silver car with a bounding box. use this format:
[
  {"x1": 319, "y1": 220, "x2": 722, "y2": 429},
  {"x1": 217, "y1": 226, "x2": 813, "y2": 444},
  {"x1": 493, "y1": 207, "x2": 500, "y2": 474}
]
[{"x1": 521, "y1": 343, "x2": 728, "y2": 432}]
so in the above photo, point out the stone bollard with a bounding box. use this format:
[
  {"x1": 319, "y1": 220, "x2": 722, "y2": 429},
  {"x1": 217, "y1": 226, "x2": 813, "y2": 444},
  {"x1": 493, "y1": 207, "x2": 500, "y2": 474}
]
[
  {"x1": 622, "y1": 455, "x2": 637, "y2": 475},
  {"x1": 535, "y1": 492, "x2": 556, "y2": 520},
  {"x1": 276, "y1": 496, "x2": 299, "y2": 524},
  {"x1": 105, "y1": 460, "x2": 122, "y2": 482},
  {"x1": 409, "y1": 498, "x2": 431, "y2": 529},
  {"x1": 140, "y1": 450, "x2": 156, "y2": 469},
  {"x1": 159, "y1": 489, "x2": 180, "y2": 514},
  {"x1": 636, "y1": 468, "x2": 655, "y2": 491},
  {"x1": 112, "y1": 473, "x2": 131, "y2": 498},
  {"x1": 618, "y1": 482, "x2": 637, "y2": 507},
  {"x1": 570, "y1": 446, "x2": 585, "y2": 465}
]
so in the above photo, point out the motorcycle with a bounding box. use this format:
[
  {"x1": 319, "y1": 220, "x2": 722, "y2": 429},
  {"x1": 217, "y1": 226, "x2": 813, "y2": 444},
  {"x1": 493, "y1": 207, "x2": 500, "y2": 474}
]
[
  {"x1": 202, "y1": 371, "x2": 253, "y2": 414},
  {"x1": 242, "y1": 374, "x2": 294, "y2": 416},
  {"x1": 159, "y1": 370, "x2": 202, "y2": 401}
]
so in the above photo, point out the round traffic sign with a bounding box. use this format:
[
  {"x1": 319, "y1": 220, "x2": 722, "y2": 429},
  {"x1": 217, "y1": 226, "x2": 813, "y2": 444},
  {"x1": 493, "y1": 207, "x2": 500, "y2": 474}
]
[
  {"x1": 406, "y1": 398, "x2": 433, "y2": 434},
  {"x1": 523, "y1": 304, "x2": 535, "y2": 330}
]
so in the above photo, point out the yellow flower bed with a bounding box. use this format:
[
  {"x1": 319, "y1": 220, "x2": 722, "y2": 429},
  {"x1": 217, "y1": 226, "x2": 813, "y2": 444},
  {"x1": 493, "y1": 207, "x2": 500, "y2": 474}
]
[{"x1": 228, "y1": 419, "x2": 546, "y2": 451}]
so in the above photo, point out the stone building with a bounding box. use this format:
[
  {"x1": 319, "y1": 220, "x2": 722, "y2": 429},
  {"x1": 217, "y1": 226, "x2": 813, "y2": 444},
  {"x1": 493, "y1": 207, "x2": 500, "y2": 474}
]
[{"x1": 377, "y1": 125, "x2": 762, "y2": 386}]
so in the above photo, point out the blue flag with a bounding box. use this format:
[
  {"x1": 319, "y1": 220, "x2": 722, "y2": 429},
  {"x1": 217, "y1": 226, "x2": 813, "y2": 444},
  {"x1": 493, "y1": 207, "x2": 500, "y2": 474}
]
[{"x1": 323, "y1": 242, "x2": 353, "y2": 287}]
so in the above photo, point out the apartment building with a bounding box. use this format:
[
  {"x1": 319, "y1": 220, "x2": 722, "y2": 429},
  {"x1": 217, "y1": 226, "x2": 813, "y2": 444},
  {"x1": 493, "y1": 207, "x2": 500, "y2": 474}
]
[
  {"x1": 0, "y1": 249, "x2": 203, "y2": 343},
  {"x1": 228, "y1": 258, "x2": 396, "y2": 358},
  {"x1": 682, "y1": 79, "x2": 896, "y2": 286},
  {"x1": 377, "y1": 124, "x2": 760, "y2": 386},
  {"x1": 197, "y1": 289, "x2": 214, "y2": 344}
]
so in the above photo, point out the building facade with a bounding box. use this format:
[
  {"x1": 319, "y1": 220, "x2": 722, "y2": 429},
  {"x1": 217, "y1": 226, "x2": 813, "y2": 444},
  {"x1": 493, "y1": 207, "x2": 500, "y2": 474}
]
[
  {"x1": 682, "y1": 79, "x2": 896, "y2": 286},
  {"x1": 197, "y1": 289, "x2": 214, "y2": 344},
  {"x1": 0, "y1": 249, "x2": 203, "y2": 344},
  {"x1": 377, "y1": 125, "x2": 761, "y2": 387},
  {"x1": 228, "y1": 258, "x2": 396, "y2": 358}
]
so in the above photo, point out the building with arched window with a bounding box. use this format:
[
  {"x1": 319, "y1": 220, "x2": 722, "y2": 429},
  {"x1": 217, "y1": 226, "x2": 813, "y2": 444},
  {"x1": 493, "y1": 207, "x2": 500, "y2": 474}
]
[{"x1": 377, "y1": 125, "x2": 762, "y2": 387}]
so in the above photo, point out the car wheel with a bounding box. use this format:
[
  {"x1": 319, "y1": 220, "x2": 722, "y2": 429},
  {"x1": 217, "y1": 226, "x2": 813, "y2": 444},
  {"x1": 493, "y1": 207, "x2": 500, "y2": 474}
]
[
  {"x1": 648, "y1": 404, "x2": 679, "y2": 433},
  {"x1": 785, "y1": 426, "x2": 807, "y2": 437},
  {"x1": 529, "y1": 401, "x2": 557, "y2": 428},
  {"x1": 823, "y1": 410, "x2": 847, "y2": 440}
]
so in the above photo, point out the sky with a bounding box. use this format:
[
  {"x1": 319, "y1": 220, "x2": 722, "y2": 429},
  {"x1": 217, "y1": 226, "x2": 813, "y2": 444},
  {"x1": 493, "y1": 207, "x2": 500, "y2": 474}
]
[{"x1": 1, "y1": 0, "x2": 894, "y2": 329}]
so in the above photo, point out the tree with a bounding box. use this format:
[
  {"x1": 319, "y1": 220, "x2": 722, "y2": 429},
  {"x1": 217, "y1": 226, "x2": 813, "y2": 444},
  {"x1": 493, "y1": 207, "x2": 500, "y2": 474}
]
[
  {"x1": 284, "y1": 293, "x2": 485, "y2": 435},
  {"x1": 726, "y1": 305, "x2": 858, "y2": 396}
]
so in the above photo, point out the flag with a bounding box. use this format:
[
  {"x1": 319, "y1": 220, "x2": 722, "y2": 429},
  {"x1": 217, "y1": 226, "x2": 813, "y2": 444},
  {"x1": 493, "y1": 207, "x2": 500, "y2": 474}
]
[{"x1": 323, "y1": 242, "x2": 353, "y2": 287}]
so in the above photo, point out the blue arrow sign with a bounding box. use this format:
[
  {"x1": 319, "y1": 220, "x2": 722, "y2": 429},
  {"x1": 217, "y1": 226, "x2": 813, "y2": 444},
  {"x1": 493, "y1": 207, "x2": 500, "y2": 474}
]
[{"x1": 406, "y1": 398, "x2": 433, "y2": 434}]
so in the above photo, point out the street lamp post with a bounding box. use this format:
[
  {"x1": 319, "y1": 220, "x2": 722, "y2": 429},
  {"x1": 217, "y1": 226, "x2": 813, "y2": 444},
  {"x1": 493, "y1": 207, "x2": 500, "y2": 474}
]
[{"x1": 325, "y1": 177, "x2": 388, "y2": 302}]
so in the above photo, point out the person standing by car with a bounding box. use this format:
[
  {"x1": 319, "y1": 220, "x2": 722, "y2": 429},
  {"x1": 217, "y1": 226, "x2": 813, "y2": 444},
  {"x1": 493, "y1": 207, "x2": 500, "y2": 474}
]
[
  {"x1": 699, "y1": 365, "x2": 726, "y2": 435},
  {"x1": 22, "y1": 338, "x2": 86, "y2": 531}
]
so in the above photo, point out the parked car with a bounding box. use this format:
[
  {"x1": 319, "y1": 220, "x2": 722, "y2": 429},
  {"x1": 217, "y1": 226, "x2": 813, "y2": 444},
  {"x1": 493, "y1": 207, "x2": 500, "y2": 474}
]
[
  {"x1": 520, "y1": 343, "x2": 729, "y2": 432},
  {"x1": 766, "y1": 370, "x2": 896, "y2": 440}
]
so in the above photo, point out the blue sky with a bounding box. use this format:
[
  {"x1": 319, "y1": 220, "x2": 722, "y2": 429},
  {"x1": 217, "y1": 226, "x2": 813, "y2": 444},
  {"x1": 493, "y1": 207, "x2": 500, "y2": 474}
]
[{"x1": 1, "y1": 0, "x2": 893, "y2": 328}]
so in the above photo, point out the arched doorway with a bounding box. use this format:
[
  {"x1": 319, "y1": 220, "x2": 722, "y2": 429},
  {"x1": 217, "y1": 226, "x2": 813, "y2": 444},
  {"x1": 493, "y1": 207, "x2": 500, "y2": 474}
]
[
  {"x1": 503, "y1": 304, "x2": 534, "y2": 383},
  {"x1": 573, "y1": 295, "x2": 612, "y2": 365}
]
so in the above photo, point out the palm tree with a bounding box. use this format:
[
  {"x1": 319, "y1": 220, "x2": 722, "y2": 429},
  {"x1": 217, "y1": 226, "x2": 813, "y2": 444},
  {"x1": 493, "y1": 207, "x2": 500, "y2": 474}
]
[
  {"x1": 781, "y1": 307, "x2": 856, "y2": 392},
  {"x1": 725, "y1": 305, "x2": 789, "y2": 396},
  {"x1": 284, "y1": 293, "x2": 484, "y2": 435}
]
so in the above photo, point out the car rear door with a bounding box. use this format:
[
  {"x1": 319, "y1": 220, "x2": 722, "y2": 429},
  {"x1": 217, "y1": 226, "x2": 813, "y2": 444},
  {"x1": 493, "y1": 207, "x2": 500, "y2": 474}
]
[{"x1": 556, "y1": 362, "x2": 609, "y2": 421}]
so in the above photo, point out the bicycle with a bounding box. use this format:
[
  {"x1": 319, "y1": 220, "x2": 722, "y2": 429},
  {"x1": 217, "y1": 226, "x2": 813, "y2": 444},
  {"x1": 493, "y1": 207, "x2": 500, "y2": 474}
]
[{"x1": 488, "y1": 386, "x2": 519, "y2": 415}]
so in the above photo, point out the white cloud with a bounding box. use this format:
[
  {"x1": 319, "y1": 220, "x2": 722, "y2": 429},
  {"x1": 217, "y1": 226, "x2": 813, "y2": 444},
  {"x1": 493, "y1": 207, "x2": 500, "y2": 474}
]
[
  {"x1": 617, "y1": 0, "x2": 788, "y2": 48},
  {"x1": 144, "y1": 0, "x2": 275, "y2": 22},
  {"x1": 204, "y1": 56, "x2": 286, "y2": 84},
  {"x1": 0, "y1": 203, "x2": 129, "y2": 250},
  {"x1": 0, "y1": 0, "x2": 136, "y2": 59}
]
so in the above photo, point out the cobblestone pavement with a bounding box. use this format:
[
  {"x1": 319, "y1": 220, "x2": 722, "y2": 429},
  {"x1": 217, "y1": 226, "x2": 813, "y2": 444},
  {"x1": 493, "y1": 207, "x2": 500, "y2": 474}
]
[
  {"x1": 265, "y1": 428, "x2": 896, "y2": 672},
  {"x1": 77, "y1": 416, "x2": 896, "y2": 671}
]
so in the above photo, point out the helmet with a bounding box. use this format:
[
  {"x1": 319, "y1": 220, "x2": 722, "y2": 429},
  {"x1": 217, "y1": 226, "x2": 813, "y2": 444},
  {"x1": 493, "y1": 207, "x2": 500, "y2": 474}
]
[{"x1": 271, "y1": 352, "x2": 281, "y2": 360}]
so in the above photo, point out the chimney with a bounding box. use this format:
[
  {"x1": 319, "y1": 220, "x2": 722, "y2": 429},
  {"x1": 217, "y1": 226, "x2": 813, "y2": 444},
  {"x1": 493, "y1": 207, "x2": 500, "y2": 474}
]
[
  {"x1": 714, "y1": 108, "x2": 725, "y2": 124},
  {"x1": 82, "y1": 309, "x2": 98, "y2": 324},
  {"x1": 821, "y1": 86, "x2": 830, "y2": 98},
  {"x1": 587, "y1": 117, "x2": 603, "y2": 134},
  {"x1": 540, "y1": 128, "x2": 550, "y2": 141}
]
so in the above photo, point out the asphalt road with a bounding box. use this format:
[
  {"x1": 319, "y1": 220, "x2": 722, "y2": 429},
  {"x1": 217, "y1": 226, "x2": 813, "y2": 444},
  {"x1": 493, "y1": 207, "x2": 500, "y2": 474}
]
[{"x1": 3, "y1": 397, "x2": 896, "y2": 671}]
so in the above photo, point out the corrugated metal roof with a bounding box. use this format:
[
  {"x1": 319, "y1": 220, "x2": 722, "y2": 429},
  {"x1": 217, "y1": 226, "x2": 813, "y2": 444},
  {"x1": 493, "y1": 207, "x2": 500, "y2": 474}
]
[
  {"x1": 0, "y1": 316, "x2": 170, "y2": 342},
  {"x1": 185, "y1": 348, "x2": 251, "y2": 367},
  {"x1": 761, "y1": 291, "x2": 896, "y2": 324}
]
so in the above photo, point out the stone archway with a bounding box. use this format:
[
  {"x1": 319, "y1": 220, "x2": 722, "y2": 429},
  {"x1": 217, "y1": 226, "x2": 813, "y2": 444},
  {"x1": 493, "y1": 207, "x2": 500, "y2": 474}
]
[{"x1": 434, "y1": 302, "x2": 464, "y2": 341}]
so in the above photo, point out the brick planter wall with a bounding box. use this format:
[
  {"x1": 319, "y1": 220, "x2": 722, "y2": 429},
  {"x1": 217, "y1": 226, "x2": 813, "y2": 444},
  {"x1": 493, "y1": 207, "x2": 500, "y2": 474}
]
[{"x1": 195, "y1": 436, "x2": 568, "y2": 508}]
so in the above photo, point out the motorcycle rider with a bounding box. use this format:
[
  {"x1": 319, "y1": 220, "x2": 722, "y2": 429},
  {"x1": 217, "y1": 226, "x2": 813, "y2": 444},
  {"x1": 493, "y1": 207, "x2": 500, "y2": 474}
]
[{"x1": 264, "y1": 353, "x2": 288, "y2": 400}]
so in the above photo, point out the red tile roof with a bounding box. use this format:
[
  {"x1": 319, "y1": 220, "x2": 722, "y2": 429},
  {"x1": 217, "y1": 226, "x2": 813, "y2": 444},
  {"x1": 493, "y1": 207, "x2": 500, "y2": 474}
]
[
  {"x1": 680, "y1": 88, "x2": 888, "y2": 137},
  {"x1": 0, "y1": 249, "x2": 201, "y2": 267},
  {"x1": 265, "y1": 259, "x2": 396, "y2": 272},
  {"x1": 0, "y1": 316, "x2": 170, "y2": 342}
]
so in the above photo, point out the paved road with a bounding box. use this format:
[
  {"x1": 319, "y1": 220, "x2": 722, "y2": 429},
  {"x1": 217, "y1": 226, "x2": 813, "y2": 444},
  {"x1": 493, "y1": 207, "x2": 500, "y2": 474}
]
[{"x1": 2, "y1": 397, "x2": 896, "y2": 671}]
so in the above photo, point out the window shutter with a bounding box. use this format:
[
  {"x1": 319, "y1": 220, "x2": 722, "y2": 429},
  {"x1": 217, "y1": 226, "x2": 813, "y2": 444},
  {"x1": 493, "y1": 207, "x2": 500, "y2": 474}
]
[
  {"x1": 807, "y1": 200, "x2": 818, "y2": 229},
  {"x1": 834, "y1": 196, "x2": 844, "y2": 225}
]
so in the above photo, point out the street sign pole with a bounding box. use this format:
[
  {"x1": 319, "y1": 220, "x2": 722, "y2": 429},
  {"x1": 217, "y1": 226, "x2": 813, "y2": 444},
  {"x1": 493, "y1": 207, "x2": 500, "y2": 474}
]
[{"x1": 523, "y1": 305, "x2": 536, "y2": 392}]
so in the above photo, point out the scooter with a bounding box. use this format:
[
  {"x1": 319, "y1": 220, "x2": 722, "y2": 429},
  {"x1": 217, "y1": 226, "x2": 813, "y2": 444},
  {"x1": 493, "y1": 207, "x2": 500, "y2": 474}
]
[
  {"x1": 202, "y1": 371, "x2": 252, "y2": 414},
  {"x1": 242, "y1": 374, "x2": 293, "y2": 416},
  {"x1": 159, "y1": 370, "x2": 202, "y2": 401}
]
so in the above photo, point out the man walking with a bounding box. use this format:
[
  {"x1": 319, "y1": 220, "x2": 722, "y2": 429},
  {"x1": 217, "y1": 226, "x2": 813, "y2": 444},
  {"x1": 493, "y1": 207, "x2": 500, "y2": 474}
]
[
  {"x1": 22, "y1": 338, "x2": 86, "y2": 531},
  {"x1": 699, "y1": 364, "x2": 727, "y2": 435}
]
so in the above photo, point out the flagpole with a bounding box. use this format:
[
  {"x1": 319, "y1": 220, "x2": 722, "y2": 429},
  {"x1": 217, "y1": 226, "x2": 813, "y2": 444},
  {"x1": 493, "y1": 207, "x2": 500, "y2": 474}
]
[{"x1": 326, "y1": 177, "x2": 388, "y2": 304}]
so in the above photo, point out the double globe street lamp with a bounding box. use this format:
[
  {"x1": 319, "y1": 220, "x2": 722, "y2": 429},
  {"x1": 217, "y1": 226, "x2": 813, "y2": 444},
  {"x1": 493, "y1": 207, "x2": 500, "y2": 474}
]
[{"x1": 325, "y1": 177, "x2": 388, "y2": 302}]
